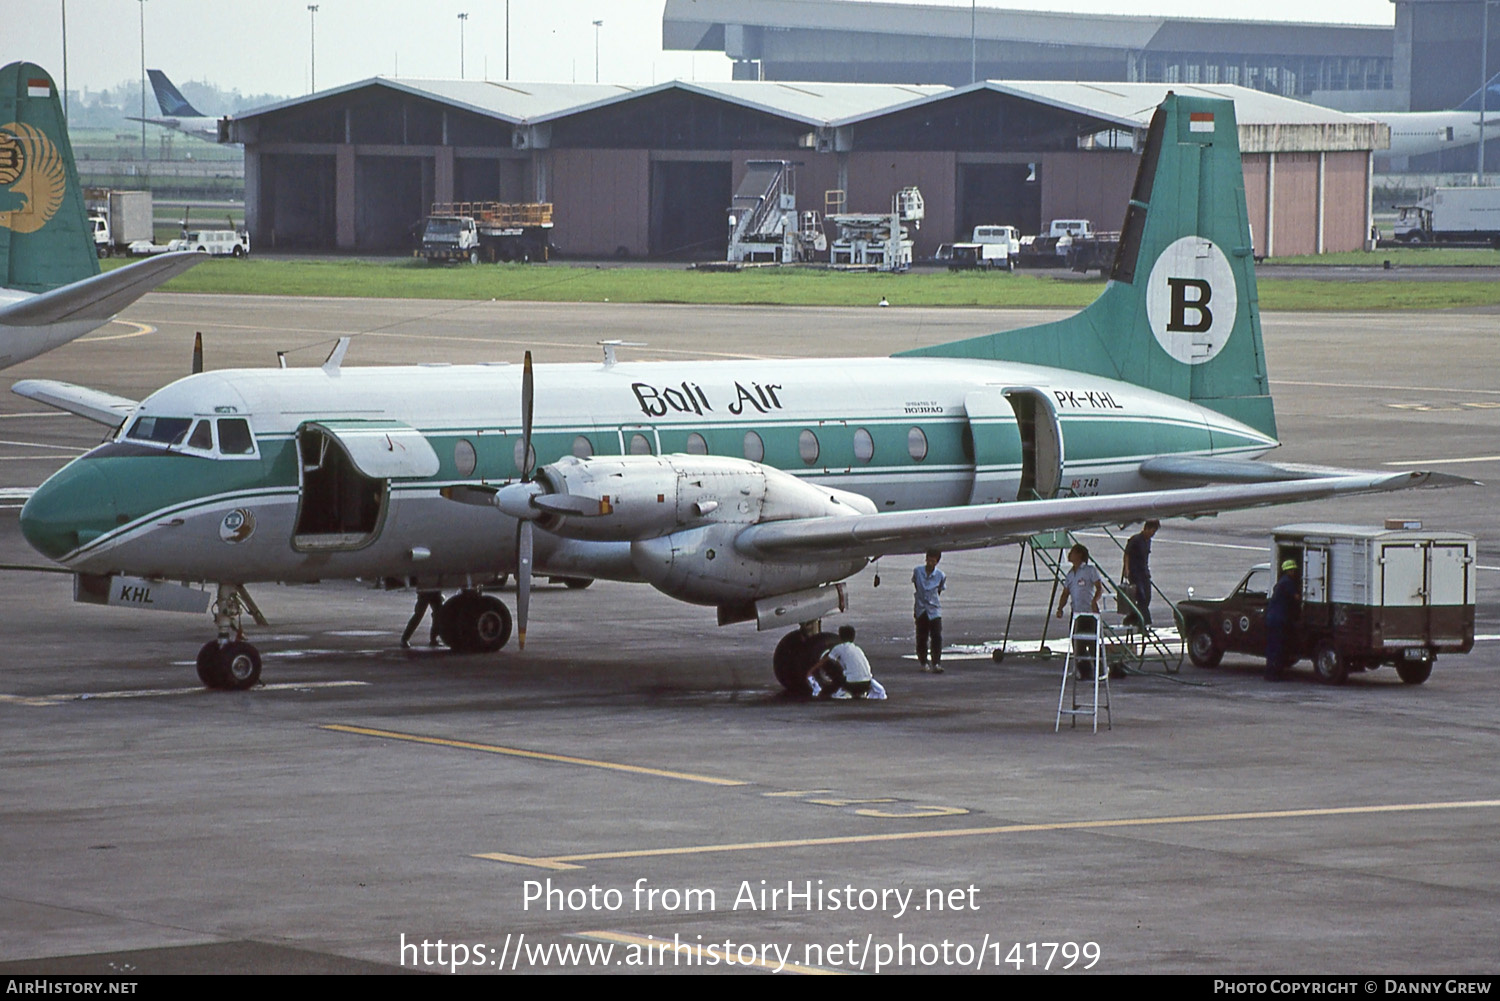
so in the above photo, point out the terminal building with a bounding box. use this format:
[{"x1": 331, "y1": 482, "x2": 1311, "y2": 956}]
[{"x1": 225, "y1": 78, "x2": 1385, "y2": 260}]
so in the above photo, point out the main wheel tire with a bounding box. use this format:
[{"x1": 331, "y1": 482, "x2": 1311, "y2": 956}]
[
  {"x1": 1187, "y1": 624, "x2": 1223, "y2": 668},
  {"x1": 560, "y1": 577, "x2": 593, "y2": 590},
  {"x1": 1396, "y1": 657, "x2": 1433, "y2": 685},
  {"x1": 439, "y1": 592, "x2": 512, "y2": 652},
  {"x1": 1313, "y1": 643, "x2": 1349, "y2": 685},
  {"x1": 772, "y1": 629, "x2": 838, "y2": 696}
]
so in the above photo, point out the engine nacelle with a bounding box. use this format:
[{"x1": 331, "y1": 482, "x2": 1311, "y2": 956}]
[
  {"x1": 531, "y1": 454, "x2": 875, "y2": 543},
  {"x1": 631, "y1": 522, "x2": 867, "y2": 605}
]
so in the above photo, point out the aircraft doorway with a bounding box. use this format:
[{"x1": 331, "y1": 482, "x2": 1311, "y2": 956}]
[
  {"x1": 650, "y1": 160, "x2": 731, "y2": 260},
  {"x1": 958, "y1": 164, "x2": 1041, "y2": 238},
  {"x1": 1004, "y1": 389, "x2": 1063, "y2": 500},
  {"x1": 294, "y1": 426, "x2": 387, "y2": 551}
]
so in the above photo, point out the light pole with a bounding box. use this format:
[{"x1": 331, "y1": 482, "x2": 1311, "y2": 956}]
[
  {"x1": 593, "y1": 20, "x2": 603, "y2": 83},
  {"x1": 307, "y1": 5, "x2": 319, "y2": 93},
  {"x1": 459, "y1": 12, "x2": 468, "y2": 80},
  {"x1": 1481, "y1": 0, "x2": 1494, "y2": 182},
  {"x1": 138, "y1": 0, "x2": 147, "y2": 162},
  {"x1": 971, "y1": 0, "x2": 977, "y2": 85},
  {"x1": 60, "y1": 0, "x2": 68, "y2": 118},
  {"x1": 505, "y1": 0, "x2": 510, "y2": 80}
]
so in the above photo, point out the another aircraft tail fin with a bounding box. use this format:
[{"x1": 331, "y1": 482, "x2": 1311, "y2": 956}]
[
  {"x1": 898, "y1": 94, "x2": 1275, "y2": 441},
  {"x1": 147, "y1": 70, "x2": 204, "y2": 118},
  {"x1": 1454, "y1": 71, "x2": 1500, "y2": 113},
  {"x1": 0, "y1": 63, "x2": 99, "y2": 293}
]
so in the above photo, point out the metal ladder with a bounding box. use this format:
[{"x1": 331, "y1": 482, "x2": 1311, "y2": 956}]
[{"x1": 1056, "y1": 612, "x2": 1111, "y2": 732}]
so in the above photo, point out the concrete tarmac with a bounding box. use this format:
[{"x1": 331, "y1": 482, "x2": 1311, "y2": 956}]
[{"x1": 0, "y1": 296, "x2": 1497, "y2": 975}]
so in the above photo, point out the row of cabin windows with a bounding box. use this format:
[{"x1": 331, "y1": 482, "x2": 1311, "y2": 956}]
[{"x1": 452, "y1": 426, "x2": 934, "y2": 476}]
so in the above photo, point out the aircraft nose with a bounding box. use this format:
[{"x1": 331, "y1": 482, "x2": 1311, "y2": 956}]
[{"x1": 20, "y1": 462, "x2": 119, "y2": 562}]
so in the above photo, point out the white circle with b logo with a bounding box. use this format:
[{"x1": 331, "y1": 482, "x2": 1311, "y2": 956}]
[{"x1": 1145, "y1": 236, "x2": 1237, "y2": 365}]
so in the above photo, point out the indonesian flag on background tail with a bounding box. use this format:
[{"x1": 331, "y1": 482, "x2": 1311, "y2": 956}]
[
  {"x1": 1189, "y1": 111, "x2": 1215, "y2": 132},
  {"x1": 27, "y1": 79, "x2": 50, "y2": 98}
]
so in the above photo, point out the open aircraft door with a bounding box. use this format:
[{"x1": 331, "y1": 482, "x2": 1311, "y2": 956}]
[
  {"x1": 962, "y1": 388, "x2": 1064, "y2": 503},
  {"x1": 293, "y1": 420, "x2": 440, "y2": 551}
]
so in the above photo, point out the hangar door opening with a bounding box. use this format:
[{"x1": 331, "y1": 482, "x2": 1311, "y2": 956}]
[
  {"x1": 355, "y1": 156, "x2": 427, "y2": 251},
  {"x1": 259, "y1": 154, "x2": 335, "y2": 250},
  {"x1": 650, "y1": 161, "x2": 731, "y2": 260},
  {"x1": 958, "y1": 164, "x2": 1041, "y2": 240}
]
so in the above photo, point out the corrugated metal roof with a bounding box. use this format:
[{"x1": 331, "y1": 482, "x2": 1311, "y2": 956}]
[
  {"x1": 528, "y1": 79, "x2": 949, "y2": 125},
  {"x1": 234, "y1": 78, "x2": 639, "y2": 124},
  {"x1": 976, "y1": 81, "x2": 1375, "y2": 128}
]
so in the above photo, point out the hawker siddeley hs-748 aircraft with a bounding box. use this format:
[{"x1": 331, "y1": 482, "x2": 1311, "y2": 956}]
[
  {"x1": 0, "y1": 62, "x2": 202, "y2": 369},
  {"x1": 17, "y1": 94, "x2": 1462, "y2": 692}
]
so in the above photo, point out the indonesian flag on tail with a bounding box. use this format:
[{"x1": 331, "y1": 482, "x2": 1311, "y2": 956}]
[
  {"x1": 27, "y1": 79, "x2": 50, "y2": 98},
  {"x1": 1189, "y1": 111, "x2": 1215, "y2": 132}
]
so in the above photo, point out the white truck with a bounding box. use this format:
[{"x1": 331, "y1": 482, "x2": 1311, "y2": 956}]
[
  {"x1": 1017, "y1": 218, "x2": 1121, "y2": 272},
  {"x1": 947, "y1": 224, "x2": 1020, "y2": 270},
  {"x1": 1393, "y1": 187, "x2": 1500, "y2": 246},
  {"x1": 86, "y1": 190, "x2": 154, "y2": 258},
  {"x1": 166, "y1": 229, "x2": 250, "y2": 257}
]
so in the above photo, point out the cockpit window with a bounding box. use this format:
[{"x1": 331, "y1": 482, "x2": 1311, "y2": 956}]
[
  {"x1": 187, "y1": 420, "x2": 214, "y2": 450},
  {"x1": 127, "y1": 416, "x2": 192, "y2": 445},
  {"x1": 217, "y1": 418, "x2": 255, "y2": 455}
]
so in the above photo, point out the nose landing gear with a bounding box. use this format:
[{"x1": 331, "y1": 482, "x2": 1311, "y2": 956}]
[{"x1": 196, "y1": 584, "x2": 263, "y2": 690}]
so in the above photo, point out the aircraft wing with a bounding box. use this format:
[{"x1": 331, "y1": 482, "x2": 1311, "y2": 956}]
[
  {"x1": 12, "y1": 379, "x2": 138, "y2": 427},
  {"x1": 735, "y1": 471, "x2": 1464, "y2": 562},
  {"x1": 0, "y1": 252, "x2": 202, "y2": 327}
]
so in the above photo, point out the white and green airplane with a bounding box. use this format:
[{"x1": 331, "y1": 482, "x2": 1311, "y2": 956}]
[
  {"x1": 0, "y1": 62, "x2": 202, "y2": 369},
  {"x1": 16, "y1": 95, "x2": 1458, "y2": 691}
]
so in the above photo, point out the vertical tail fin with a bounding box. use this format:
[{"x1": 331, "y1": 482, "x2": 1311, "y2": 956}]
[
  {"x1": 898, "y1": 94, "x2": 1275, "y2": 441},
  {"x1": 0, "y1": 63, "x2": 99, "y2": 293},
  {"x1": 147, "y1": 70, "x2": 205, "y2": 118}
]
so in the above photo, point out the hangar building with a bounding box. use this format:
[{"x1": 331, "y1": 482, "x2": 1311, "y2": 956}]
[
  {"x1": 662, "y1": 0, "x2": 1396, "y2": 108},
  {"x1": 224, "y1": 78, "x2": 1385, "y2": 260}
]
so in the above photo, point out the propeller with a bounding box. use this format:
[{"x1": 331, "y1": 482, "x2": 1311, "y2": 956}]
[{"x1": 515, "y1": 350, "x2": 534, "y2": 650}]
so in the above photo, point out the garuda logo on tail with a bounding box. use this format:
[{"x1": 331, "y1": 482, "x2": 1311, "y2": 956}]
[{"x1": 0, "y1": 119, "x2": 66, "y2": 234}]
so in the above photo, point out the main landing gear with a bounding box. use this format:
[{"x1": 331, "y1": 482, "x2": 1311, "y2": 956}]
[
  {"x1": 433, "y1": 590, "x2": 513, "y2": 653},
  {"x1": 196, "y1": 584, "x2": 262, "y2": 690}
]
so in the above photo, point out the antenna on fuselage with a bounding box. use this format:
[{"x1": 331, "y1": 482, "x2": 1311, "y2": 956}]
[
  {"x1": 599, "y1": 340, "x2": 645, "y2": 367},
  {"x1": 322, "y1": 336, "x2": 351, "y2": 374}
]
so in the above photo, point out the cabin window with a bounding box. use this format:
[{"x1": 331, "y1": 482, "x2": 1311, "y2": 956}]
[
  {"x1": 853, "y1": 428, "x2": 874, "y2": 463},
  {"x1": 514, "y1": 438, "x2": 536, "y2": 475},
  {"x1": 454, "y1": 439, "x2": 477, "y2": 477},
  {"x1": 572, "y1": 435, "x2": 593, "y2": 458},
  {"x1": 907, "y1": 427, "x2": 929, "y2": 462},
  {"x1": 187, "y1": 420, "x2": 214, "y2": 451},
  {"x1": 798, "y1": 429, "x2": 820, "y2": 465},
  {"x1": 629, "y1": 433, "x2": 653, "y2": 455},
  {"x1": 127, "y1": 416, "x2": 192, "y2": 445},
  {"x1": 743, "y1": 430, "x2": 764, "y2": 463},
  {"x1": 686, "y1": 432, "x2": 708, "y2": 455},
  {"x1": 217, "y1": 419, "x2": 255, "y2": 455}
]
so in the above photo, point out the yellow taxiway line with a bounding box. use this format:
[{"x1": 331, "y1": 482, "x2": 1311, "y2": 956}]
[
  {"x1": 476, "y1": 798, "x2": 1500, "y2": 870},
  {"x1": 322, "y1": 724, "x2": 751, "y2": 786}
]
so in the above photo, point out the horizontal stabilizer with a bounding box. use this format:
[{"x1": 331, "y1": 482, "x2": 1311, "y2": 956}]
[
  {"x1": 735, "y1": 471, "x2": 1465, "y2": 562},
  {"x1": 12, "y1": 378, "x2": 139, "y2": 426},
  {"x1": 0, "y1": 252, "x2": 201, "y2": 327}
]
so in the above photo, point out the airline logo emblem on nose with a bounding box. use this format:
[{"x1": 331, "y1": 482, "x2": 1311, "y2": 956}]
[
  {"x1": 1145, "y1": 236, "x2": 1237, "y2": 365},
  {"x1": 220, "y1": 508, "x2": 256, "y2": 544},
  {"x1": 0, "y1": 121, "x2": 66, "y2": 235}
]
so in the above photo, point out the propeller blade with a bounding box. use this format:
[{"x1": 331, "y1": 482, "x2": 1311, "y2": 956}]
[
  {"x1": 516, "y1": 520, "x2": 533, "y2": 650},
  {"x1": 192, "y1": 331, "x2": 203, "y2": 374},
  {"x1": 533, "y1": 493, "x2": 608, "y2": 517},
  {"x1": 521, "y1": 350, "x2": 535, "y2": 481}
]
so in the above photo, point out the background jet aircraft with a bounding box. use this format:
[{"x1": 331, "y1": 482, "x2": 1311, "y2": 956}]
[
  {"x1": 16, "y1": 95, "x2": 1463, "y2": 692},
  {"x1": 125, "y1": 70, "x2": 222, "y2": 143},
  {"x1": 0, "y1": 62, "x2": 202, "y2": 368},
  {"x1": 1368, "y1": 72, "x2": 1500, "y2": 159}
]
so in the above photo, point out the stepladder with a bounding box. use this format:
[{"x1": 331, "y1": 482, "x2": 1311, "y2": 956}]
[{"x1": 1056, "y1": 612, "x2": 1111, "y2": 732}]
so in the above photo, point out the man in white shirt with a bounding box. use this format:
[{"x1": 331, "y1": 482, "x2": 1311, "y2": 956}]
[
  {"x1": 1056, "y1": 543, "x2": 1104, "y2": 619},
  {"x1": 811, "y1": 625, "x2": 877, "y2": 698}
]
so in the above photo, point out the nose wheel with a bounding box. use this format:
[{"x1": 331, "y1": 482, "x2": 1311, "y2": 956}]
[{"x1": 196, "y1": 639, "x2": 263, "y2": 690}]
